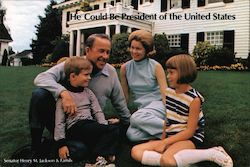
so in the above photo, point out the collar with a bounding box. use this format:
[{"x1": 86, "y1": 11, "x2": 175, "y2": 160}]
[
  {"x1": 62, "y1": 80, "x2": 84, "y2": 93},
  {"x1": 93, "y1": 64, "x2": 110, "y2": 77}
]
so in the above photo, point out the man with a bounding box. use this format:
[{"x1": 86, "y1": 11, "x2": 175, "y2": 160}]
[{"x1": 29, "y1": 34, "x2": 131, "y2": 160}]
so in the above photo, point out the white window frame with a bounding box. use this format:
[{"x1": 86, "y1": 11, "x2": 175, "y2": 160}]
[
  {"x1": 168, "y1": 34, "x2": 181, "y2": 47},
  {"x1": 206, "y1": 31, "x2": 223, "y2": 47},
  {"x1": 208, "y1": 0, "x2": 223, "y2": 4}
]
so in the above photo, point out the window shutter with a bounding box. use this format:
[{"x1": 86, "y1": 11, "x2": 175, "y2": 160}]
[
  {"x1": 223, "y1": 30, "x2": 234, "y2": 53},
  {"x1": 182, "y1": 0, "x2": 190, "y2": 9},
  {"x1": 223, "y1": 0, "x2": 233, "y2": 3},
  {"x1": 161, "y1": 0, "x2": 167, "y2": 12},
  {"x1": 140, "y1": 0, "x2": 143, "y2": 4},
  {"x1": 198, "y1": 0, "x2": 205, "y2": 7},
  {"x1": 197, "y1": 32, "x2": 204, "y2": 43},
  {"x1": 181, "y1": 34, "x2": 189, "y2": 53}
]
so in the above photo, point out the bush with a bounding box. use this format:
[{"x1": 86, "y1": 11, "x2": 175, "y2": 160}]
[
  {"x1": 20, "y1": 57, "x2": 34, "y2": 66},
  {"x1": 153, "y1": 33, "x2": 170, "y2": 67},
  {"x1": 247, "y1": 53, "x2": 250, "y2": 70},
  {"x1": 1, "y1": 49, "x2": 8, "y2": 66},
  {"x1": 192, "y1": 41, "x2": 214, "y2": 66},
  {"x1": 206, "y1": 47, "x2": 235, "y2": 66},
  {"x1": 50, "y1": 39, "x2": 69, "y2": 63},
  {"x1": 110, "y1": 33, "x2": 131, "y2": 64}
]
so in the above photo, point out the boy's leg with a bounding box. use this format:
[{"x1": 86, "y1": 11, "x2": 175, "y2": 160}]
[
  {"x1": 93, "y1": 124, "x2": 119, "y2": 156},
  {"x1": 29, "y1": 88, "x2": 56, "y2": 152}
]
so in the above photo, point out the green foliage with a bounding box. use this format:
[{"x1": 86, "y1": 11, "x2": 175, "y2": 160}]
[
  {"x1": 30, "y1": 0, "x2": 62, "y2": 64},
  {"x1": 247, "y1": 54, "x2": 250, "y2": 70},
  {"x1": 153, "y1": 33, "x2": 170, "y2": 67},
  {"x1": 20, "y1": 57, "x2": 34, "y2": 66},
  {"x1": 192, "y1": 41, "x2": 214, "y2": 66},
  {"x1": 1, "y1": 49, "x2": 8, "y2": 66},
  {"x1": 206, "y1": 47, "x2": 235, "y2": 66},
  {"x1": 110, "y1": 33, "x2": 131, "y2": 64},
  {"x1": 50, "y1": 39, "x2": 69, "y2": 63}
]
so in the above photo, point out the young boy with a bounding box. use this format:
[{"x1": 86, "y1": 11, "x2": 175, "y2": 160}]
[{"x1": 54, "y1": 57, "x2": 119, "y2": 165}]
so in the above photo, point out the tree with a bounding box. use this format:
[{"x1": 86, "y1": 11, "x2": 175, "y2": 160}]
[
  {"x1": 30, "y1": 0, "x2": 62, "y2": 64},
  {"x1": 1, "y1": 49, "x2": 8, "y2": 66}
]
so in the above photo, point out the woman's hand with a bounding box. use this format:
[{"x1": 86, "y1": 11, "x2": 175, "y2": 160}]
[{"x1": 59, "y1": 146, "x2": 69, "y2": 159}]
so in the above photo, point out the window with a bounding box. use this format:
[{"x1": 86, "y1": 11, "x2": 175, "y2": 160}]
[
  {"x1": 208, "y1": 0, "x2": 222, "y2": 3},
  {"x1": 168, "y1": 34, "x2": 181, "y2": 47},
  {"x1": 197, "y1": 0, "x2": 205, "y2": 7},
  {"x1": 170, "y1": 0, "x2": 181, "y2": 9},
  {"x1": 140, "y1": 0, "x2": 154, "y2": 5},
  {"x1": 182, "y1": 0, "x2": 190, "y2": 9},
  {"x1": 104, "y1": 2, "x2": 106, "y2": 8},
  {"x1": 206, "y1": 31, "x2": 223, "y2": 47},
  {"x1": 161, "y1": 0, "x2": 167, "y2": 12},
  {"x1": 93, "y1": 4, "x2": 99, "y2": 10}
]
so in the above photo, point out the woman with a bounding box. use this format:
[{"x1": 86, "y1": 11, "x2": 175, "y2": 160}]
[{"x1": 120, "y1": 30, "x2": 167, "y2": 142}]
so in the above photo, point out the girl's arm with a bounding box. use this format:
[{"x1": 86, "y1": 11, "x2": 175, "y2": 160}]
[
  {"x1": 156, "y1": 97, "x2": 201, "y2": 151},
  {"x1": 155, "y1": 63, "x2": 167, "y2": 104},
  {"x1": 120, "y1": 64, "x2": 129, "y2": 103}
]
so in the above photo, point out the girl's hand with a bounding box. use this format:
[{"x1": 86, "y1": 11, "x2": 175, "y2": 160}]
[
  {"x1": 153, "y1": 140, "x2": 168, "y2": 153},
  {"x1": 59, "y1": 146, "x2": 69, "y2": 159}
]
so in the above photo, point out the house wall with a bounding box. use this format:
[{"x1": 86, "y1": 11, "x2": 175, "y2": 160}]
[
  {"x1": 139, "y1": 0, "x2": 250, "y2": 58},
  {"x1": 0, "y1": 42, "x2": 9, "y2": 64}
]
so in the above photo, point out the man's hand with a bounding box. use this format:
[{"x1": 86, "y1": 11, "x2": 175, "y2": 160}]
[
  {"x1": 108, "y1": 118, "x2": 120, "y2": 124},
  {"x1": 59, "y1": 146, "x2": 69, "y2": 159},
  {"x1": 60, "y1": 90, "x2": 77, "y2": 115}
]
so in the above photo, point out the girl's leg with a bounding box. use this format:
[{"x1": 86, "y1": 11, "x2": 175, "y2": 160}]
[
  {"x1": 160, "y1": 140, "x2": 195, "y2": 167},
  {"x1": 131, "y1": 140, "x2": 163, "y2": 166},
  {"x1": 173, "y1": 146, "x2": 233, "y2": 167}
]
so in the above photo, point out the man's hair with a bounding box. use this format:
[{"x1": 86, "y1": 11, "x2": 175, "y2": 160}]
[
  {"x1": 166, "y1": 54, "x2": 197, "y2": 84},
  {"x1": 85, "y1": 34, "x2": 111, "y2": 48},
  {"x1": 64, "y1": 57, "x2": 92, "y2": 79}
]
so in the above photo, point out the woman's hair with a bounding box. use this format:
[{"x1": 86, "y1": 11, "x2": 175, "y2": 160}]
[
  {"x1": 64, "y1": 57, "x2": 92, "y2": 79},
  {"x1": 128, "y1": 30, "x2": 154, "y2": 56},
  {"x1": 166, "y1": 54, "x2": 197, "y2": 84}
]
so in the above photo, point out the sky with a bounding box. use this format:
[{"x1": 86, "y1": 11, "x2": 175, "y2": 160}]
[{"x1": 2, "y1": 0, "x2": 63, "y2": 52}]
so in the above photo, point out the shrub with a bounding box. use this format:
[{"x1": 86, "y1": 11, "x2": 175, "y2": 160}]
[
  {"x1": 192, "y1": 41, "x2": 214, "y2": 66},
  {"x1": 110, "y1": 33, "x2": 131, "y2": 64},
  {"x1": 1, "y1": 49, "x2": 8, "y2": 66},
  {"x1": 247, "y1": 53, "x2": 250, "y2": 70},
  {"x1": 206, "y1": 47, "x2": 235, "y2": 66},
  {"x1": 153, "y1": 33, "x2": 170, "y2": 66},
  {"x1": 50, "y1": 39, "x2": 69, "y2": 63}
]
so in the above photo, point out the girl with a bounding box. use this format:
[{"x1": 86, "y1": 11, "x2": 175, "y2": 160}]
[{"x1": 131, "y1": 54, "x2": 233, "y2": 167}]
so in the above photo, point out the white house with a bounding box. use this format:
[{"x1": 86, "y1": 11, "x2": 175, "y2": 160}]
[
  {"x1": 0, "y1": 1, "x2": 12, "y2": 64},
  {"x1": 54, "y1": 0, "x2": 250, "y2": 59},
  {"x1": 8, "y1": 50, "x2": 33, "y2": 66}
]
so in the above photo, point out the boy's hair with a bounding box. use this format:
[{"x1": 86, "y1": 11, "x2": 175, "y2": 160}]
[
  {"x1": 64, "y1": 57, "x2": 92, "y2": 79},
  {"x1": 166, "y1": 54, "x2": 197, "y2": 84},
  {"x1": 128, "y1": 30, "x2": 154, "y2": 56}
]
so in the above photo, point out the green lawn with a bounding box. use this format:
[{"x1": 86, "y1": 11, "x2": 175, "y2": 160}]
[{"x1": 0, "y1": 66, "x2": 250, "y2": 167}]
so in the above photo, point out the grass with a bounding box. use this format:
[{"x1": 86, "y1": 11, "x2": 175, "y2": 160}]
[{"x1": 0, "y1": 66, "x2": 250, "y2": 167}]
